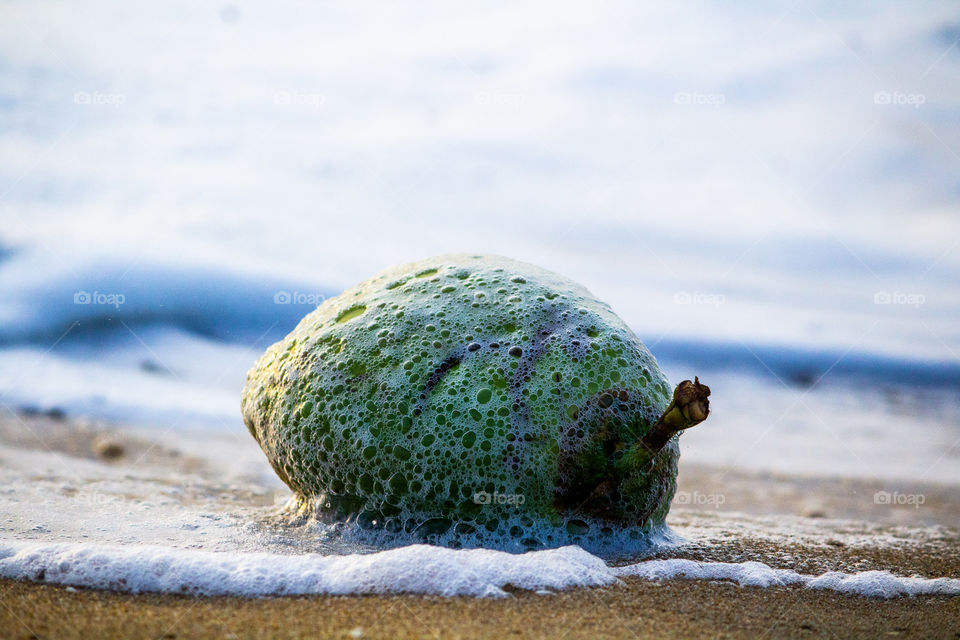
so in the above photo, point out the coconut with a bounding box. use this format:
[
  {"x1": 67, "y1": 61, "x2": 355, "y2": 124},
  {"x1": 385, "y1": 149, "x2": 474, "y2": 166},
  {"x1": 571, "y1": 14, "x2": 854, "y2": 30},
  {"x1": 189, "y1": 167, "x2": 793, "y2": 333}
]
[{"x1": 242, "y1": 255, "x2": 708, "y2": 550}]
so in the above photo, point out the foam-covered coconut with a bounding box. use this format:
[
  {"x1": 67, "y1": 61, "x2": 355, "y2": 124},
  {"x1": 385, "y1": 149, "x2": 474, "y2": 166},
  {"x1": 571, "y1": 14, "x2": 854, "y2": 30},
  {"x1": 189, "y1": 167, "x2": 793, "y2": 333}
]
[{"x1": 242, "y1": 255, "x2": 709, "y2": 550}]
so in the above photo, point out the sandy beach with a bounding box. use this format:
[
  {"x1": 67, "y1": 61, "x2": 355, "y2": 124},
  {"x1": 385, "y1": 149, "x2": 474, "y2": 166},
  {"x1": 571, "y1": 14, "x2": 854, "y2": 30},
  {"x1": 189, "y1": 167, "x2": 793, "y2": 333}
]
[
  {"x1": 3, "y1": 570, "x2": 959, "y2": 640},
  {"x1": 3, "y1": 412, "x2": 959, "y2": 639}
]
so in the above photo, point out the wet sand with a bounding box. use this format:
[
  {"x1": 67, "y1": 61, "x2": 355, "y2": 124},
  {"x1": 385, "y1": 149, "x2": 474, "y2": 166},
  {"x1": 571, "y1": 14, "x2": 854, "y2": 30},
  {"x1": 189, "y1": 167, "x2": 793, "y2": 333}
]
[
  {"x1": 2, "y1": 413, "x2": 959, "y2": 639},
  {"x1": 2, "y1": 570, "x2": 959, "y2": 640}
]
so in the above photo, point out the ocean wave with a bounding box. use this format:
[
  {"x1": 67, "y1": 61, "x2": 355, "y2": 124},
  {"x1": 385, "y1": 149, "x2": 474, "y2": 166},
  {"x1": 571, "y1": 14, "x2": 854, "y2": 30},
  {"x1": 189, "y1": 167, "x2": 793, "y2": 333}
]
[
  {"x1": 653, "y1": 339, "x2": 960, "y2": 389},
  {"x1": 2, "y1": 246, "x2": 956, "y2": 390},
  {"x1": 0, "y1": 246, "x2": 332, "y2": 345}
]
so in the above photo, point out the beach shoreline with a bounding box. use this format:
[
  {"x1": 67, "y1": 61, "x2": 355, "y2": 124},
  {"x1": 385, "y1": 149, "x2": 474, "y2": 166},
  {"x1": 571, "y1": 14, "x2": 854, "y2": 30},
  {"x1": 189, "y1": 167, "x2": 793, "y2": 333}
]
[
  {"x1": 3, "y1": 571, "x2": 959, "y2": 640},
  {"x1": 2, "y1": 412, "x2": 959, "y2": 638}
]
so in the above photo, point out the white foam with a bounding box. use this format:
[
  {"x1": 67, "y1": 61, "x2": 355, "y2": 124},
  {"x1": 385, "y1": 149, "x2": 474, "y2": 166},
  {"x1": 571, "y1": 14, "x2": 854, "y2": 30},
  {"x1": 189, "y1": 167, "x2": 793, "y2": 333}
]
[
  {"x1": 0, "y1": 542, "x2": 614, "y2": 598},
  {"x1": 805, "y1": 571, "x2": 960, "y2": 598},
  {"x1": 615, "y1": 558, "x2": 805, "y2": 588},
  {"x1": 2, "y1": 541, "x2": 958, "y2": 599},
  {"x1": 614, "y1": 559, "x2": 960, "y2": 598}
]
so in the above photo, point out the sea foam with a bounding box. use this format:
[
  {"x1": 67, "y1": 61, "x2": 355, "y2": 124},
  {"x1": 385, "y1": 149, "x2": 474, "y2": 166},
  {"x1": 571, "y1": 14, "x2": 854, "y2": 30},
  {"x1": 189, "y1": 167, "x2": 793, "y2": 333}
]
[{"x1": 2, "y1": 541, "x2": 958, "y2": 599}]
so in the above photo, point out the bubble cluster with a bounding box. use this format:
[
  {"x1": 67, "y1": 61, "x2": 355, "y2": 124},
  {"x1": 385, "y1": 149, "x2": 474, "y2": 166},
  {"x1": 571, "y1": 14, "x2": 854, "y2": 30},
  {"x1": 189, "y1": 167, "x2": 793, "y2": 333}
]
[{"x1": 242, "y1": 255, "x2": 677, "y2": 551}]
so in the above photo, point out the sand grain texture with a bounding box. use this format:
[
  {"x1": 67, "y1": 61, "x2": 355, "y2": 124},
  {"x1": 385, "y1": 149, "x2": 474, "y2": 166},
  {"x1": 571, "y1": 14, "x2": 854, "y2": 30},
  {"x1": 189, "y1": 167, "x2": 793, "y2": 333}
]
[{"x1": 2, "y1": 575, "x2": 959, "y2": 640}]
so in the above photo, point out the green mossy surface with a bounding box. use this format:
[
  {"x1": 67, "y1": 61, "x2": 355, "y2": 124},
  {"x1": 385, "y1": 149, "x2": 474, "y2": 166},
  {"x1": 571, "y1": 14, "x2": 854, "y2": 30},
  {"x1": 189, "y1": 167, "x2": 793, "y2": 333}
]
[{"x1": 242, "y1": 255, "x2": 678, "y2": 540}]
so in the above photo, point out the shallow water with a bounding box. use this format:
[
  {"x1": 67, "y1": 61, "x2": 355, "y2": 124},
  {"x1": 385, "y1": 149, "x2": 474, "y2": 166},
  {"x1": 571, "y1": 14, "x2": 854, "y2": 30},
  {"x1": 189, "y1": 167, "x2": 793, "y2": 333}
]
[{"x1": 2, "y1": 409, "x2": 959, "y2": 597}]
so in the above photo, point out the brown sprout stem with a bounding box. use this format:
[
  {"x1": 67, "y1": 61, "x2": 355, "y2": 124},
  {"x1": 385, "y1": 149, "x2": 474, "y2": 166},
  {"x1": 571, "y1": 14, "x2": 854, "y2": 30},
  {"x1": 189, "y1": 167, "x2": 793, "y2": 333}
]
[{"x1": 616, "y1": 377, "x2": 711, "y2": 474}]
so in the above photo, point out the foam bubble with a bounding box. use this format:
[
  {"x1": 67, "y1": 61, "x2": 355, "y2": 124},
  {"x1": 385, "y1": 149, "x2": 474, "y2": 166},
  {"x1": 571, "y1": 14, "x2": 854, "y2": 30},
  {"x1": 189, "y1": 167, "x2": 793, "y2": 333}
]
[
  {"x1": 613, "y1": 559, "x2": 960, "y2": 597},
  {"x1": 3, "y1": 540, "x2": 958, "y2": 599},
  {"x1": 0, "y1": 541, "x2": 614, "y2": 597}
]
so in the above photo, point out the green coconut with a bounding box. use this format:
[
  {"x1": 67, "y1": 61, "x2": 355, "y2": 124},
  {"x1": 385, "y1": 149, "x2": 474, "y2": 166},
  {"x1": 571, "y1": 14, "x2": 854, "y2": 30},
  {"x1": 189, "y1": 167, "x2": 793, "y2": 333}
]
[{"x1": 241, "y1": 255, "x2": 709, "y2": 548}]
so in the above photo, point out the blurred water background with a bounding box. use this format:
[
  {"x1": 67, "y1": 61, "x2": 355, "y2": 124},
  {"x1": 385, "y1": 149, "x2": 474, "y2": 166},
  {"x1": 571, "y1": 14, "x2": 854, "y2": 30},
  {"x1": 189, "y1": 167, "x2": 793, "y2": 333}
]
[{"x1": 1, "y1": 0, "x2": 959, "y2": 484}]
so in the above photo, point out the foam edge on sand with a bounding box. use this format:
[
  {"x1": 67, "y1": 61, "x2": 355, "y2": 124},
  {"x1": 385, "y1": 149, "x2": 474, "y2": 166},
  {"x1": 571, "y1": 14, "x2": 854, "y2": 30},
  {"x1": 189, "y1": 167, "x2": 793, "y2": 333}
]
[{"x1": 2, "y1": 541, "x2": 959, "y2": 599}]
